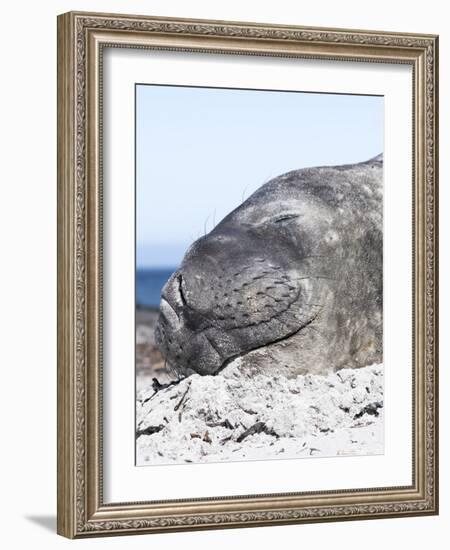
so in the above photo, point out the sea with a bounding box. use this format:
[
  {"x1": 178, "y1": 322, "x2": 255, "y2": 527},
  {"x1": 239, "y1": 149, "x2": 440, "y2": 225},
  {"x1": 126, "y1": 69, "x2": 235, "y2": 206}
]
[{"x1": 136, "y1": 268, "x2": 177, "y2": 309}]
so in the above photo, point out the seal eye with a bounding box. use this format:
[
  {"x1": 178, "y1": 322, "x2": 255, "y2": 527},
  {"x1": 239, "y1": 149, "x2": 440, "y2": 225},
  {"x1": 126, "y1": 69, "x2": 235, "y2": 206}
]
[{"x1": 273, "y1": 214, "x2": 299, "y2": 224}]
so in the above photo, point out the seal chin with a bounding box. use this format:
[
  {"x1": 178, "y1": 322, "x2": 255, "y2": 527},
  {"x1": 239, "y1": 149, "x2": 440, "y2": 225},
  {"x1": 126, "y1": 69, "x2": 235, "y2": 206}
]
[{"x1": 155, "y1": 318, "x2": 224, "y2": 377}]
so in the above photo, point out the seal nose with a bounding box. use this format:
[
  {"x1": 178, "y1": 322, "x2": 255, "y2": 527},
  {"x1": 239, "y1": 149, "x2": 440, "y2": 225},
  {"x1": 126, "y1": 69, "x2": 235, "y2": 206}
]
[{"x1": 160, "y1": 271, "x2": 185, "y2": 313}]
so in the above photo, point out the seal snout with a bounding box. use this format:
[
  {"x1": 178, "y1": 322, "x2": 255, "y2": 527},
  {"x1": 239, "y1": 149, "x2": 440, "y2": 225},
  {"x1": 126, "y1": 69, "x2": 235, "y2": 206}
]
[{"x1": 154, "y1": 252, "x2": 317, "y2": 377}]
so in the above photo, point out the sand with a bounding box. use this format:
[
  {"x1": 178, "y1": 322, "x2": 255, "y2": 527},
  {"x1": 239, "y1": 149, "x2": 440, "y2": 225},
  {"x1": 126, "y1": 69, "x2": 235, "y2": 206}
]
[{"x1": 136, "y1": 361, "x2": 384, "y2": 466}]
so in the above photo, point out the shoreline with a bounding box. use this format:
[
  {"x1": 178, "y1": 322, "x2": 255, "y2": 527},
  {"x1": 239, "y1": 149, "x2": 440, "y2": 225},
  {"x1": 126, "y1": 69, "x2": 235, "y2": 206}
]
[
  {"x1": 136, "y1": 303, "x2": 159, "y2": 312},
  {"x1": 136, "y1": 305, "x2": 175, "y2": 387}
]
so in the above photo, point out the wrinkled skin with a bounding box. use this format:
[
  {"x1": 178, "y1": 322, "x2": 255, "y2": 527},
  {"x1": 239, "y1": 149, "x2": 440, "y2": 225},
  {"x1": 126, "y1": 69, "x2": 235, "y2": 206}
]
[{"x1": 155, "y1": 155, "x2": 383, "y2": 377}]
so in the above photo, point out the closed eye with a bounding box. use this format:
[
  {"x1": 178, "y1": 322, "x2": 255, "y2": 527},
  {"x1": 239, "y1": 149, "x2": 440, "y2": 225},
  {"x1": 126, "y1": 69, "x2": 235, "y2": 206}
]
[{"x1": 273, "y1": 214, "x2": 299, "y2": 224}]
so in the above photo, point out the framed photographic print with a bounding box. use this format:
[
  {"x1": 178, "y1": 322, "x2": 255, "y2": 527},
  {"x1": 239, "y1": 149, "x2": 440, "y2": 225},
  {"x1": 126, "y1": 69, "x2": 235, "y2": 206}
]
[{"x1": 57, "y1": 11, "x2": 439, "y2": 538}]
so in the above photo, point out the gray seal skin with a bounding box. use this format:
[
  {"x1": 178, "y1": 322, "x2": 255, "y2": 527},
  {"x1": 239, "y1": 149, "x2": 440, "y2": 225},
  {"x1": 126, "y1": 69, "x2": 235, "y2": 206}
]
[{"x1": 155, "y1": 154, "x2": 383, "y2": 377}]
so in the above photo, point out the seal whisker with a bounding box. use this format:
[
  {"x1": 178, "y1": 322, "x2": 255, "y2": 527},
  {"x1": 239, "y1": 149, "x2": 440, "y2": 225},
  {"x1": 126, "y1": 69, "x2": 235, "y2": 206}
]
[
  {"x1": 241, "y1": 184, "x2": 250, "y2": 203},
  {"x1": 203, "y1": 213, "x2": 211, "y2": 236}
]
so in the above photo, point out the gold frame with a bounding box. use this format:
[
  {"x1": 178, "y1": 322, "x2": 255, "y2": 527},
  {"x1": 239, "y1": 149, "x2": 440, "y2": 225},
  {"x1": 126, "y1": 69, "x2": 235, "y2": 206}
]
[{"x1": 57, "y1": 11, "x2": 439, "y2": 538}]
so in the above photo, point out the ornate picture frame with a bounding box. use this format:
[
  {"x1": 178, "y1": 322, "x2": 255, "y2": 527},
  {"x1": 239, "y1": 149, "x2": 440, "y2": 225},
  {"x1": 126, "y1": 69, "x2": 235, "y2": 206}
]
[{"x1": 57, "y1": 11, "x2": 438, "y2": 538}]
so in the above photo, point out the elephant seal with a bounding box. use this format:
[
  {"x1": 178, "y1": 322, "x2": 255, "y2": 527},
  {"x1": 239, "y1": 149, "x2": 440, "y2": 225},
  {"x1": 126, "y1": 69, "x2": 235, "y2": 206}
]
[{"x1": 155, "y1": 154, "x2": 383, "y2": 377}]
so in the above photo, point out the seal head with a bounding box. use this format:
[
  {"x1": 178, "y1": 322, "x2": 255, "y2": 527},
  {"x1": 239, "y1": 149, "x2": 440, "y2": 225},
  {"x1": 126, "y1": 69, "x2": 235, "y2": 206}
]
[{"x1": 155, "y1": 155, "x2": 383, "y2": 377}]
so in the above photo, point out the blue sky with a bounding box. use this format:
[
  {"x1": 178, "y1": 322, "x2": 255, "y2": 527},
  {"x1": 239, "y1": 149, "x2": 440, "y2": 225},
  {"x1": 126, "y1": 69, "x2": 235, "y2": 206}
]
[{"x1": 136, "y1": 84, "x2": 383, "y2": 268}]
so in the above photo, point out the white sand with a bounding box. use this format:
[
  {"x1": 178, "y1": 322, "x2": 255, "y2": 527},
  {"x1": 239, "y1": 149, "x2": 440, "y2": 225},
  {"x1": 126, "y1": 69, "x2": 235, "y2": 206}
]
[{"x1": 136, "y1": 362, "x2": 384, "y2": 466}]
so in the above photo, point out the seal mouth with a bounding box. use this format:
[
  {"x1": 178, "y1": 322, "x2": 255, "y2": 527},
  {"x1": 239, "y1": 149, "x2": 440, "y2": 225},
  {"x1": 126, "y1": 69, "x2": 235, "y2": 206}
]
[{"x1": 211, "y1": 306, "x2": 320, "y2": 374}]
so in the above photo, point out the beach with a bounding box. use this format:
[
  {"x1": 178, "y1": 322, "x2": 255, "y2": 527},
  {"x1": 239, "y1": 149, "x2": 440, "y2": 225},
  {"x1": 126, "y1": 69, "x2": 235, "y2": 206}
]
[
  {"x1": 136, "y1": 306, "x2": 176, "y2": 392},
  {"x1": 136, "y1": 361, "x2": 384, "y2": 466}
]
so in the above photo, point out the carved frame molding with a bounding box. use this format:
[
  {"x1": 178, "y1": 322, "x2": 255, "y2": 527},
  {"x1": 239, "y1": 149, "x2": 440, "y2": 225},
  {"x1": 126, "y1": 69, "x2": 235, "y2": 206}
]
[{"x1": 57, "y1": 11, "x2": 438, "y2": 538}]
